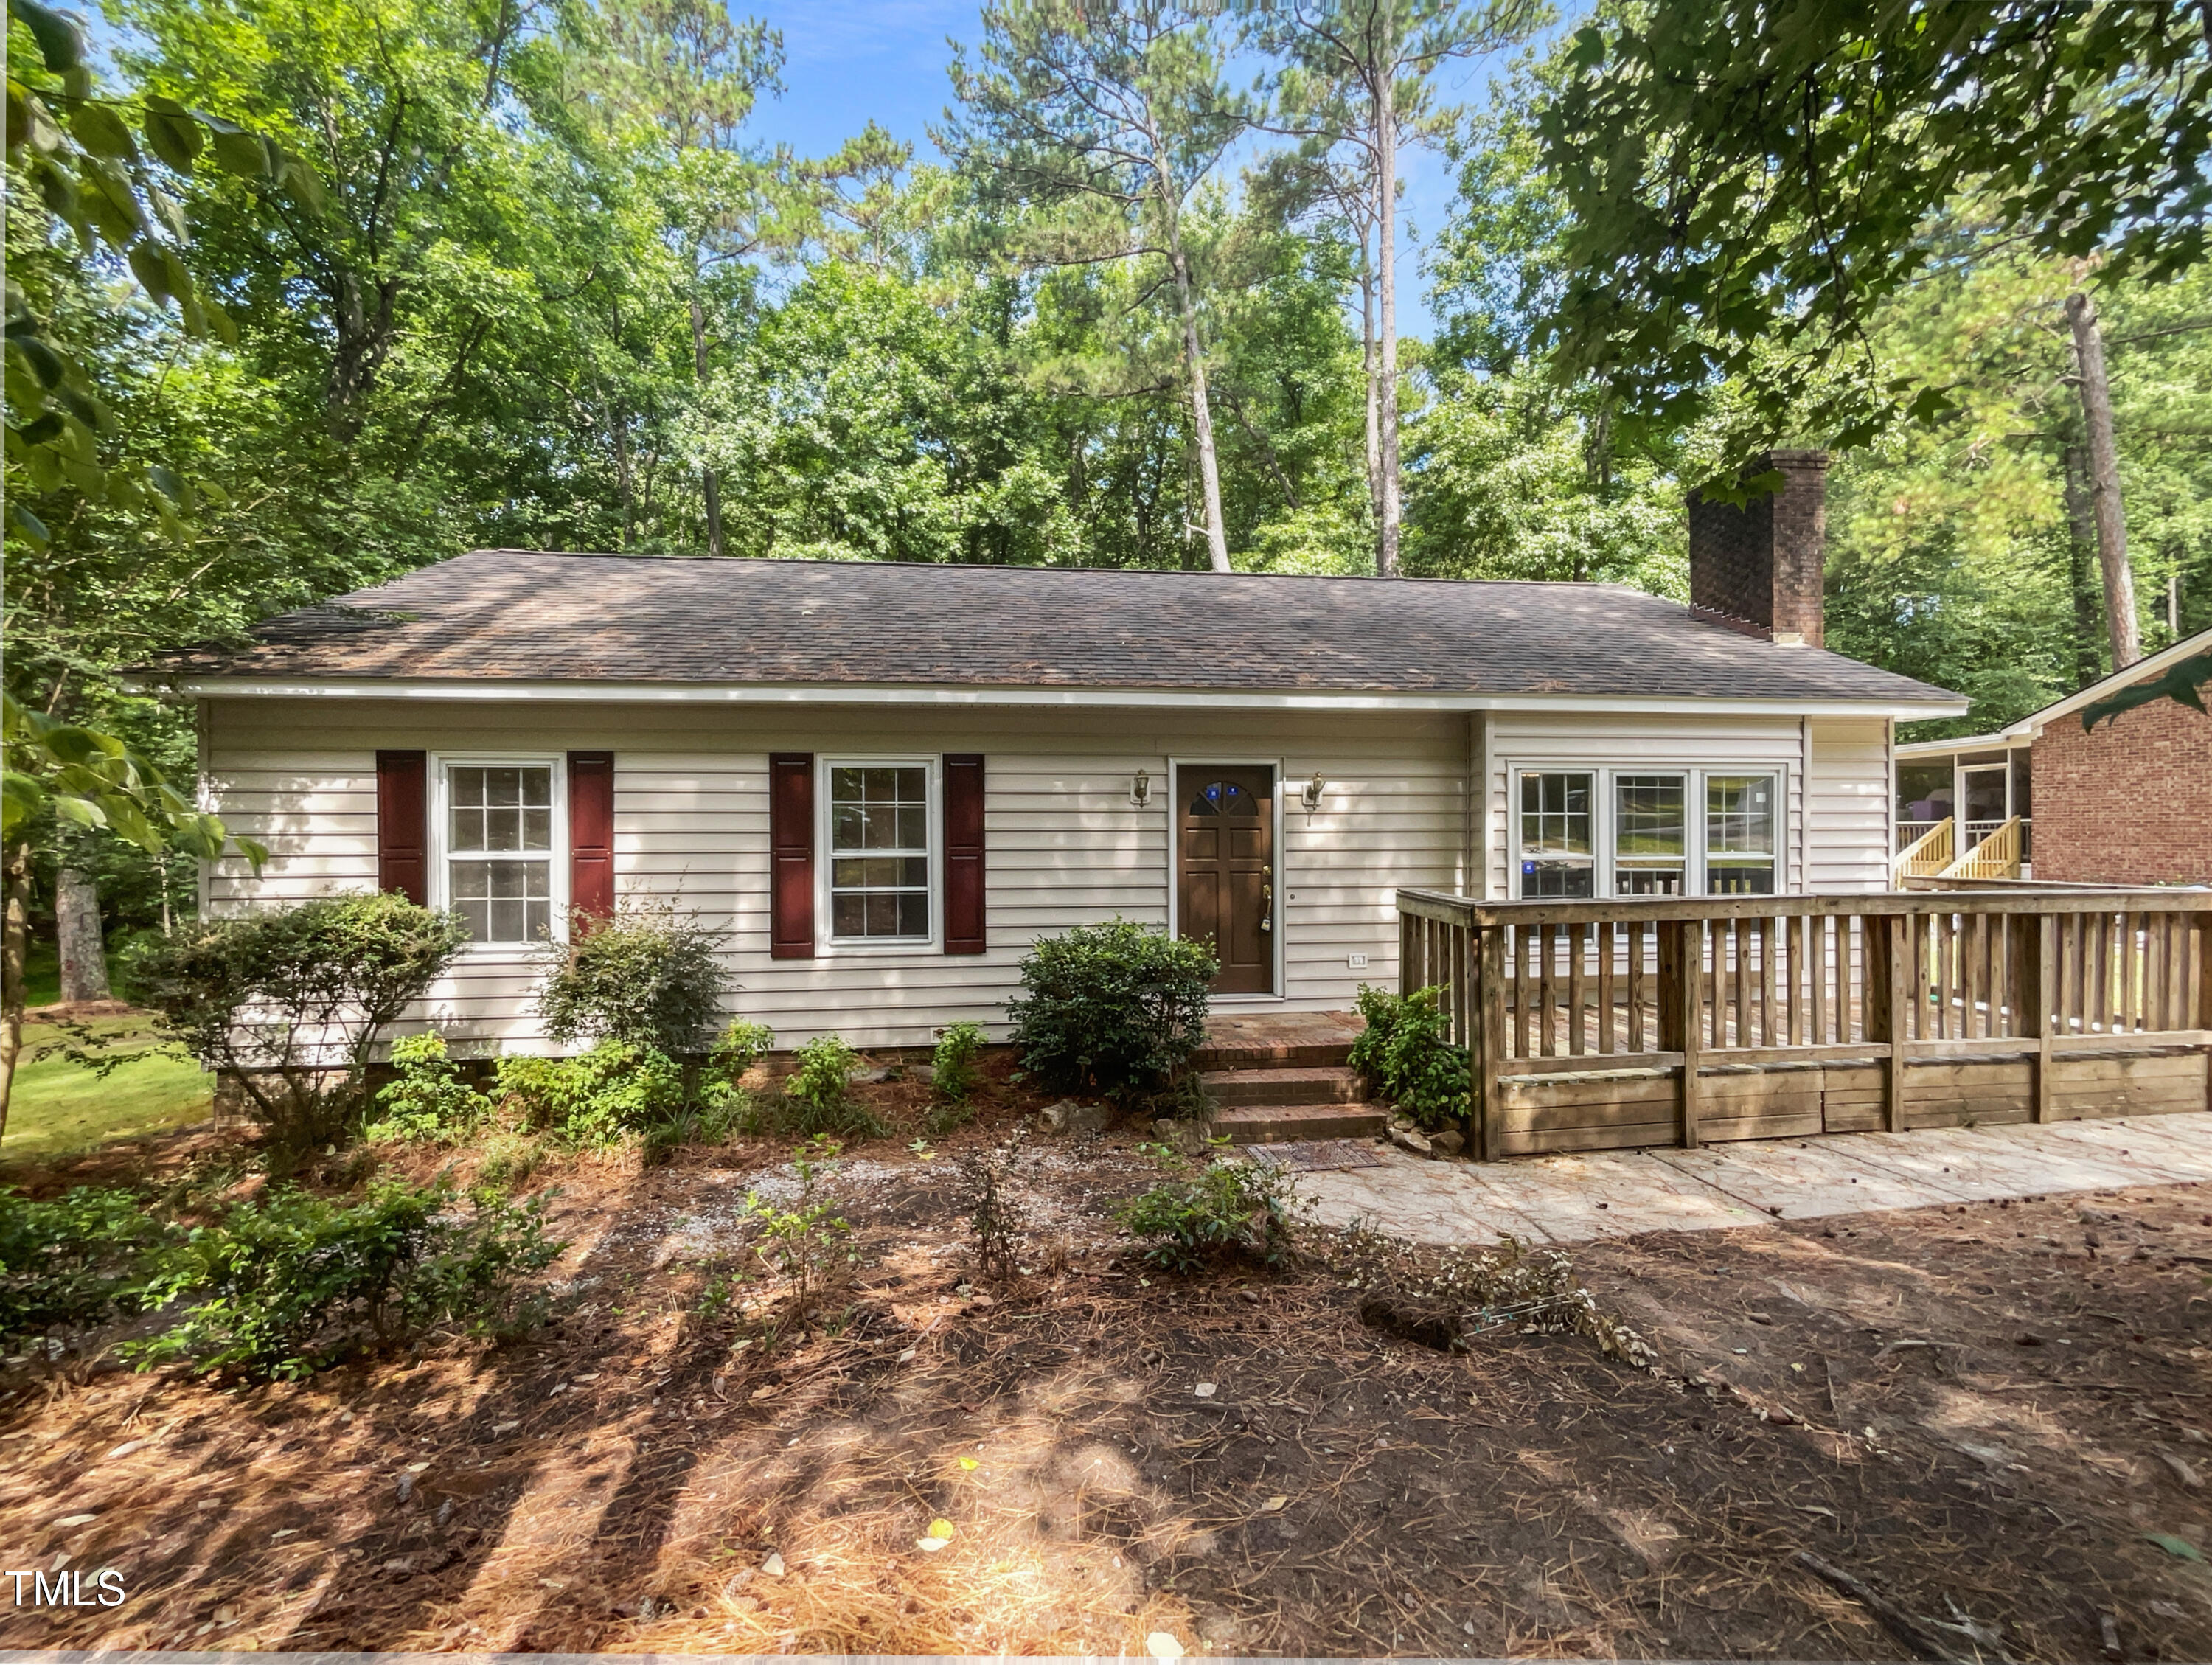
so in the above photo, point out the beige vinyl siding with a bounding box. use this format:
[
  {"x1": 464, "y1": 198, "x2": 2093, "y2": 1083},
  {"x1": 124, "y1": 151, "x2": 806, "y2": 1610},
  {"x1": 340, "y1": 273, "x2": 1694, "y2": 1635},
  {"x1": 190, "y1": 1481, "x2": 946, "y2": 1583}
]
[
  {"x1": 203, "y1": 699, "x2": 1464, "y2": 1049},
  {"x1": 1806, "y1": 717, "x2": 1892, "y2": 891},
  {"x1": 204, "y1": 695, "x2": 1895, "y2": 1048}
]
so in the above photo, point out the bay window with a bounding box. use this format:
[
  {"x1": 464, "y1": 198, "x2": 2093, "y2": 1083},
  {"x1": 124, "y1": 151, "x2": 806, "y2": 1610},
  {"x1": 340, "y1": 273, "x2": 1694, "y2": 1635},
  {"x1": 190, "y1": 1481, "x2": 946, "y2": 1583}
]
[{"x1": 1512, "y1": 765, "x2": 1785, "y2": 898}]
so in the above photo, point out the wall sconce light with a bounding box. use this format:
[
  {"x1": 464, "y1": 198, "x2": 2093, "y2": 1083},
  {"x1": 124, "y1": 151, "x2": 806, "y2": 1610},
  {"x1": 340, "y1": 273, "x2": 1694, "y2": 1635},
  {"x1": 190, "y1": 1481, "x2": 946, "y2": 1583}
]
[
  {"x1": 1130, "y1": 768, "x2": 1152, "y2": 807},
  {"x1": 1301, "y1": 771, "x2": 1326, "y2": 812}
]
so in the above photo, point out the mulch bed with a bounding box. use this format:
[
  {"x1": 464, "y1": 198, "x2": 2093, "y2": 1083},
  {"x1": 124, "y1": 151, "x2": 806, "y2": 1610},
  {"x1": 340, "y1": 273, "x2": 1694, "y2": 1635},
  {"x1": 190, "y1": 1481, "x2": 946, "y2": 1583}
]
[{"x1": 3, "y1": 1090, "x2": 2210, "y2": 1658}]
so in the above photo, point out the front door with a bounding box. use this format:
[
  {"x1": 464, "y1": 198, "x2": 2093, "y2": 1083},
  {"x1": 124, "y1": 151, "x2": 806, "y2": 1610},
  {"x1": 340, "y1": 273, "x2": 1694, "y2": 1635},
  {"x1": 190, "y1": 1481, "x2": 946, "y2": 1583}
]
[{"x1": 1178, "y1": 767, "x2": 1274, "y2": 994}]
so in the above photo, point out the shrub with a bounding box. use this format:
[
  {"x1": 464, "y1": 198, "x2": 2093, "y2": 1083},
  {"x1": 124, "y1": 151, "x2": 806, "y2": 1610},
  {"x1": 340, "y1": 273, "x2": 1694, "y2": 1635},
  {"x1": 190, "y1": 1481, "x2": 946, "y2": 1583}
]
[
  {"x1": 128, "y1": 1179, "x2": 563, "y2": 1380},
  {"x1": 496, "y1": 1040, "x2": 686, "y2": 1148},
  {"x1": 1116, "y1": 1144, "x2": 1303, "y2": 1275},
  {"x1": 126, "y1": 893, "x2": 469, "y2": 1153},
  {"x1": 533, "y1": 902, "x2": 732, "y2": 1058},
  {"x1": 741, "y1": 1137, "x2": 854, "y2": 1329},
  {"x1": 470, "y1": 1131, "x2": 544, "y2": 1200},
  {"x1": 364, "y1": 1032, "x2": 493, "y2": 1144},
  {"x1": 932, "y1": 1021, "x2": 987, "y2": 1101},
  {"x1": 768, "y1": 1034, "x2": 886, "y2": 1139},
  {"x1": 0, "y1": 1186, "x2": 180, "y2": 1341},
  {"x1": 710, "y1": 1018, "x2": 775, "y2": 1083},
  {"x1": 1006, "y1": 919, "x2": 1216, "y2": 1105},
  {"x1": 1347, "y1": 984, "x2": 1470, "y2": 1131},
  {"x1": 958, "y1": 1130, "x2": 1026, "y2": 1282}
]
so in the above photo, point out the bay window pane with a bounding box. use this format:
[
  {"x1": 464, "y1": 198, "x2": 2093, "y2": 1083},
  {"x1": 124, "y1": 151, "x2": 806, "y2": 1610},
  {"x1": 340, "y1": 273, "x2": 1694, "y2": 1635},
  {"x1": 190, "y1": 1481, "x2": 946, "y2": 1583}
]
[
  {"x1": 1615, "y1": 775, "x2": 1686, "y2": 896},
  {"x1": 1520, "y1": 771, "x2": 1593, "y2": 897},
  {"x1": 1706, "y1": 775, "x2": 1775, "y2": 895}
]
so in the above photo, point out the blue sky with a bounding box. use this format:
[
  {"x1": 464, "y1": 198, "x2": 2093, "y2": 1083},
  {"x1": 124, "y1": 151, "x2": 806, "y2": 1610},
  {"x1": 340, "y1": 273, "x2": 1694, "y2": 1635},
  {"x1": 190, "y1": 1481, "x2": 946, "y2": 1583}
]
[{"x1": 739, "y1": 0, "x2": 1512, "y2": 341}]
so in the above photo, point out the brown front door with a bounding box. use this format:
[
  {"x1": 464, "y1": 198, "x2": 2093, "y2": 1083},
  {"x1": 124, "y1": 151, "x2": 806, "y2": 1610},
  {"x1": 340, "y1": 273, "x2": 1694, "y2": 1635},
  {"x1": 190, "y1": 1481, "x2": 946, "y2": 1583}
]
[{"x1": 1178, "y1": 766, "x2": 1274, "y2": 994}]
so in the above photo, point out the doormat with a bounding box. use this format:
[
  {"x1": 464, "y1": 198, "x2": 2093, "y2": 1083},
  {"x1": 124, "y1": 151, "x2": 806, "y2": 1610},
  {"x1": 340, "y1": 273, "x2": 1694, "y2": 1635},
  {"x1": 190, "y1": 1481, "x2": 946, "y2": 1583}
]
[{"x1": 1245, "y1": 1139, "x2": 1386, "y2": 1173}]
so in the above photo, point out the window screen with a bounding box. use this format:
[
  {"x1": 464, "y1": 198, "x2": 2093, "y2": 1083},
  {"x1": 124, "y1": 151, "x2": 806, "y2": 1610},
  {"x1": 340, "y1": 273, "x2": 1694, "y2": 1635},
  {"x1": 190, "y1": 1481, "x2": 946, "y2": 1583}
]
[
  {"x1": 829, "y1": 764, "x2": 931, "y2": 939},
  {"x1": 448, "y1": 764, "x2": 554, "y2": 942},
  {"x1": 1705, "y1": 774, "x2": 1776, "y2": 895},
  {"x1": 1519, "y1": 771, "x2": 1594, "y2": 898}
]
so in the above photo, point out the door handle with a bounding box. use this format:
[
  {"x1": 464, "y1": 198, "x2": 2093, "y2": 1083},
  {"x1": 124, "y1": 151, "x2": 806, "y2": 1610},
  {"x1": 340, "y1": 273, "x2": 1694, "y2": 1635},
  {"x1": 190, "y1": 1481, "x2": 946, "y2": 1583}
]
[{"x1": 1261, "y1": 880, "x2": 1273, "y2": 930}]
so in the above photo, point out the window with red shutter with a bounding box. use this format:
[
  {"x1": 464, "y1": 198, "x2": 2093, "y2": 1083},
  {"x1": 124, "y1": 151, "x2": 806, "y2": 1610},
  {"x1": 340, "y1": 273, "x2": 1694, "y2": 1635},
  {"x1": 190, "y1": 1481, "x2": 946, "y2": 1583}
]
[
  {"x1": 375, "y1": 751, "x2": 428, "y2": 905},
  {"x1": 769, "y1": 753, "x2": 815, "y2": 959},
  {"x1": 944, "y1": 753, "x2": 985, "y2": 954},
  {"x1": 568, "y1": 751, "x2": 615, "y2": 926}
]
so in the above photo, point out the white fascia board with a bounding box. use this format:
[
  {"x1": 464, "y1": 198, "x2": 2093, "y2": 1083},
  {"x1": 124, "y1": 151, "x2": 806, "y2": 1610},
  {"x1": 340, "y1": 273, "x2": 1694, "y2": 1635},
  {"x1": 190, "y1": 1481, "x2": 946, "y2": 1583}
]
[
  {"x1": 1894, "y1": 729, "x2": 2024, "y2": 760},
  {"x1": 1995, "y1": 625, "x2": 2212, "y2": 740},
  {"x1": 161, "y1": 675, "x2": 1971, "y2": 722}
]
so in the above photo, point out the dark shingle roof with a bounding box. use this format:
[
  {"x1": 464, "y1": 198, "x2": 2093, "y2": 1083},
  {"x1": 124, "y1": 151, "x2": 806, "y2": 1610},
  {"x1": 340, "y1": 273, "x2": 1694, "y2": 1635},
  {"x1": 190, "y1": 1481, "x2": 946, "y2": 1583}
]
[{"x1": 157, "y1": 549, "x2": 1960, "y2": 706}]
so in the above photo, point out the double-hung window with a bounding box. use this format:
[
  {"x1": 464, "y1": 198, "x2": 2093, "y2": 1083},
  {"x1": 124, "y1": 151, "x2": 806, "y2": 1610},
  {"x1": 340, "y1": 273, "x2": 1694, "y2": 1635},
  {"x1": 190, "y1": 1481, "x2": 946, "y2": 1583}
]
[
  {"x1": 827, "y1": 762, "x2": 933, "y2": 942},
  {"x1": 1513, "y1": 766, "x2": 1784, "y2": 898},
  {"x1": 445, "y1": 762, "x2": 558, "y2": 944},
  {"x1": 1704, "y1": 774, "x2": 1777, "y2": 894},
  {"x1": 1518, "y1": 771, "x2": 1595, "y2": 897}
]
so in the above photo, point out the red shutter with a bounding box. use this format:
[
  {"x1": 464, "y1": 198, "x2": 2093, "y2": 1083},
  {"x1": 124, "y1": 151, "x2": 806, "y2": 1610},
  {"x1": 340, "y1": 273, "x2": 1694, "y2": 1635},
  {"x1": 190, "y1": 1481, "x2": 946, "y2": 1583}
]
[
  {"x1": 944, "y1": 753, "x2": 986, "y2": 955},
  {"x1": 568, "y1": 751, "x2": 616, "y2": 928},
  {"x1": 770, "y1": 753, "x2": 815, "y2": 959},
  {"x1": 375, "y1": 751, "x2": 428, "y2": 905}
]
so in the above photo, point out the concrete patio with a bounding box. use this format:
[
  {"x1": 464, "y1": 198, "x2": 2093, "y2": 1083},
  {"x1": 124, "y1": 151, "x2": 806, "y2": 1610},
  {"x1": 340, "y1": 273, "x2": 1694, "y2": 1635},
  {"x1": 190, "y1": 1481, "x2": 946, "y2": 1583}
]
[{"x1": 1293, "y1": 1110, "x2": 2212, "y2": 1245}]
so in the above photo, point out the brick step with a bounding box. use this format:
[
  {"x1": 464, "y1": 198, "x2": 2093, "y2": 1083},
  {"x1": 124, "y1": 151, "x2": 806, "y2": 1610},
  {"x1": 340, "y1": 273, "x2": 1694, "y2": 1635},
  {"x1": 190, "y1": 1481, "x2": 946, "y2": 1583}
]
[
  {"x1": 1191, "y1": 1039, "x2": 1356, "y2": 1071},
  {"x1": 1201, "y1": 1064, "x2": 1364, "y2": 1107},
  {"x1": 1213, "y1": 1102, "x2": 1390, "y2": 1145}
]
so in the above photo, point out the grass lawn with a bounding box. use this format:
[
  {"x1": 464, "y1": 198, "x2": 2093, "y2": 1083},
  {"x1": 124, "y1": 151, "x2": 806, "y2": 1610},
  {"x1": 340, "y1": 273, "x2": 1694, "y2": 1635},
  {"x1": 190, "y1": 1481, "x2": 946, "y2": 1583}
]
[{"x1": 3, "y1": 1012, "x2": 212, "y2": 1158}]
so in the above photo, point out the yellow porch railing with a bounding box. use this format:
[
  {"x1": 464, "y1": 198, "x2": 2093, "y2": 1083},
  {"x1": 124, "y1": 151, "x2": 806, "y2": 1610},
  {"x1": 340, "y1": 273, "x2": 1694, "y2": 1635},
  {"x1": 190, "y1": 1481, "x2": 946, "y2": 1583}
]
[
  {"x1": 1892, "y1": 816, "x2": 1954, "y2": 885},
  {"x1": 1941, "y1": 815, "x2": 2024, "y2": 880}
]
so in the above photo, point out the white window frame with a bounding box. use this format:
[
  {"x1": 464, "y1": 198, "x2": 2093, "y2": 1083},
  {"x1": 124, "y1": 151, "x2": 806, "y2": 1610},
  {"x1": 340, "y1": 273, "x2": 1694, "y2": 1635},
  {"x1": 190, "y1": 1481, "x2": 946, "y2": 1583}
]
[
  {"x1": 1509, "y1": 764, "x2": 1788, "y2": 900},
  {"x1": 428, "y1": 751, "x2": 569, "y2": 950},
  {"x1": 816, "y1": 754, "x2": 942, "y2": 955}
]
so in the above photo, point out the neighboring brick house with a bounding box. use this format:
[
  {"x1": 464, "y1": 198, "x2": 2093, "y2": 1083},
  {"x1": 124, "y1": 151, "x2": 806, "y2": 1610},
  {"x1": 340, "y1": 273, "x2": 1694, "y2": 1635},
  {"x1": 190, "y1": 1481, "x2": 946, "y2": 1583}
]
[
  {"x1": 1896, "y1": 626, "x2": 2212, "y2": 886},
  {"x1": 2033, "y1": 683, "x2": 2212, "y2": 885}
]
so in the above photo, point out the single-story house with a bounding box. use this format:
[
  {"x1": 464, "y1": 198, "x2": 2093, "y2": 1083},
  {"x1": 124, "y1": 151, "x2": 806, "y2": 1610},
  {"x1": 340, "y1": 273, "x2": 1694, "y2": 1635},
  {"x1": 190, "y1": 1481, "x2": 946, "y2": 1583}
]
[
  {"x1": 1894, "y1": 624, "x2": 2212, "y2": 885},
  {"x1": 155, "y1": 450, "x2": 1964, "y2": 1052}
]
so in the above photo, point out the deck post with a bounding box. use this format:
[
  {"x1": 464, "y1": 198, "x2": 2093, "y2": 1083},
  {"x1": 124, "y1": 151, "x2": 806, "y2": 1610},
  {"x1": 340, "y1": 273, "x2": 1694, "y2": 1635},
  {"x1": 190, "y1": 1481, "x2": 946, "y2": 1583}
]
[
  {"x1": 1659, "y1": 918, "x2": 1702, "y2": 1148},
  {"x1": 2017, "y1": 914, "x2": 2053, "y2": 1122},
  {"x1": 1471, "y1": 923, "x2": 1503, "y2": 1162},
  {"x1": 1863, "y1": 915, "x2": 1907, "y2": 1132}
]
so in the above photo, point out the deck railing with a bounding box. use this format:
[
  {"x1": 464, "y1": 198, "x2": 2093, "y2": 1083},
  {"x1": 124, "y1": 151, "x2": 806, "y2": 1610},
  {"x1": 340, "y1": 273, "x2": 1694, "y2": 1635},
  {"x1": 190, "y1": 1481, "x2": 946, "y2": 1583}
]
[
  {"x1": 1893, "y1": 817, "x2": 1955, "y2": 883},
  {"x1": 1397, "y1": 888, "x2": 2212, "y2": 1161},
  {"x1": 1939, "y1": 816, "x2": 2025, "y2": 880}
]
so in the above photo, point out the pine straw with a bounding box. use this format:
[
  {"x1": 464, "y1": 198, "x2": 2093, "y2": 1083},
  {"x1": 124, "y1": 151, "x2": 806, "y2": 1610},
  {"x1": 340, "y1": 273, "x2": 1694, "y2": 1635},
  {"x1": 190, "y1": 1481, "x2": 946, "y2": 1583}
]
[{"x1": 4, "y1": 1129, "x2": 2212, "y2": 1659}]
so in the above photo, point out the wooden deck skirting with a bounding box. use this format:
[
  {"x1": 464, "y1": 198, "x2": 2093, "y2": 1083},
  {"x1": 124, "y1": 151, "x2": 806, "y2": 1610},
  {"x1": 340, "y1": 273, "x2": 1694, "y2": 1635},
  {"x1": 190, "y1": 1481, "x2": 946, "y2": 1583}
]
[{"x1": 1397, "y1": 889, "x2": 2212, "y2": 1161}]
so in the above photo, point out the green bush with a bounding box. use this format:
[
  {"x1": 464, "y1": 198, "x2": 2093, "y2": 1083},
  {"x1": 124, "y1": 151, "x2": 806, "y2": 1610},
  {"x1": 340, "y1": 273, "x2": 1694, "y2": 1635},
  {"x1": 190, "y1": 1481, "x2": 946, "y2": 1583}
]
[
  {"x1": 741, "y1": 1136, "x2": 854, "y2": 1328},
  {"x1": 495, "y1": 1040, "x2": 686, "y2": 1148},
  {"x1": 761, "y1": 1033, "x2": 885, "y2": 1139},
  {"x1": 127, "y1": 1179, "x2": 563, "y2": 1380},
  {"x1": 0, "y1": 1186, "x2": 180, "y2": 1341},
  {"x1": 1115, "y1": 1144, "x2": 1301, "y2": 1275},
  {"x1": 931, "y1": 1021, "x2": 987, "y2": 1102},
  {"x1": 126, "y1": 892, "x2": 469, "y2": 1154},
  {"x1": 710, "y1": 1018, "x2": 776, "y2": 1082},
  {"x1": 364, "y1": 1032, "x2": 493, "y2": 1143},
  {"x1": 532, "y1": 902, "x2": 731, "y2": 1058},
  {"x1": 1006, "y1": 919, "x2": 1217, "y2": 1105},
  {"x1": 1348, "y1": 984, "x2": 1470, "y2": 1132}
]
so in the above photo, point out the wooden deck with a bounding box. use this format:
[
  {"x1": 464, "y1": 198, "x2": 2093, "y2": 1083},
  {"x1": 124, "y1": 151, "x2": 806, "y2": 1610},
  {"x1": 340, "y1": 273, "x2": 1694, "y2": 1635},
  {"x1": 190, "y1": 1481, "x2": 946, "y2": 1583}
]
[{"x1": 1399, "y1": 888, "x2": 2212, "y2": 1161}]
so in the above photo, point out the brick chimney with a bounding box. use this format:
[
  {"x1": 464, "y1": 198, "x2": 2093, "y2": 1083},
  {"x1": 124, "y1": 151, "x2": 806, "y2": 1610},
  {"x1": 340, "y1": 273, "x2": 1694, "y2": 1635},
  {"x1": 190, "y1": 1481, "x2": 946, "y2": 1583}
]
[{"x1": 1688, "y1": 449, "x2": 1829, "y2": 647}]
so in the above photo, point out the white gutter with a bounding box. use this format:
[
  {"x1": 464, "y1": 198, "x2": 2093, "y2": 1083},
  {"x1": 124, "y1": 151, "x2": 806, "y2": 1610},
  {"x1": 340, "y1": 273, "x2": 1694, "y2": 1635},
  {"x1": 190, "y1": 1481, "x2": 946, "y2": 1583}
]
[{"x1": 155, "y1": 675, "x2": 1969, "y2": 721}]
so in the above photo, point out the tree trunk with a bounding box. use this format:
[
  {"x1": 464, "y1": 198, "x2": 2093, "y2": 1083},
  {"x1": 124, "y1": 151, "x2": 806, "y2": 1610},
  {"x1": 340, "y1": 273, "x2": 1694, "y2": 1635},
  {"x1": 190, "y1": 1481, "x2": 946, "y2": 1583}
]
[
  {"x1": 689, "y1": 293, "x2": 726, "y2": 560},
  {"x1": 0, "y1": 837, "x2": 29, "y2": 1142},
  {"x1": 1166, "y1": 237, "x2": 1231, "y2": 573},
  {"x1": 55, "y1": 868, "x2": 110, "y2": 1004},
  {"x1": 1374, "y1": 73, "x2": 1402, "y2": 578},
  {"x1": 2062, "y1": 442, "x2": 2107, "y2": 685},
  {"x1": 1360, "y1": 265, "x2": 1381, "y2": 535},
  {"x1": 2065, "y1": 291, "x2": 2138, "y2": 667}
]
